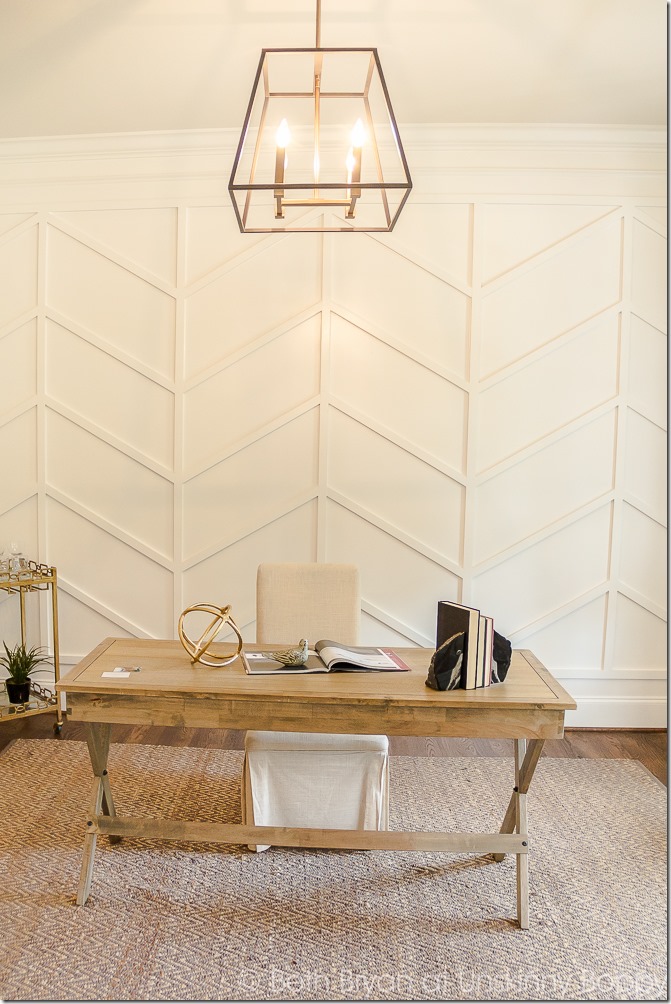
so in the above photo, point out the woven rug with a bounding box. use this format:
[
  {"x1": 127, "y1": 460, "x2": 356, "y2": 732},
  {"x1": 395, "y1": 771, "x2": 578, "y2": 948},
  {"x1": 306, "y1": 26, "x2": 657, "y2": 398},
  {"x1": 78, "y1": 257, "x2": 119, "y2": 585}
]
[{"x1": 0, "y1": 740, "x2": 666, "y2": 1002}]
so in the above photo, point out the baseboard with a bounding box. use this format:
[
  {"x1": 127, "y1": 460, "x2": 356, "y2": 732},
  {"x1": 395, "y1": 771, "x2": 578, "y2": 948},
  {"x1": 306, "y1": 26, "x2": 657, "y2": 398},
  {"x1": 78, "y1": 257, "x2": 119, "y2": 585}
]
[
  {"x1": 565, "y1": 699, "x2": 667, "y2": 730},
  {"x1": 565, "y1": 726, "x2": 666, "y2": 732}
]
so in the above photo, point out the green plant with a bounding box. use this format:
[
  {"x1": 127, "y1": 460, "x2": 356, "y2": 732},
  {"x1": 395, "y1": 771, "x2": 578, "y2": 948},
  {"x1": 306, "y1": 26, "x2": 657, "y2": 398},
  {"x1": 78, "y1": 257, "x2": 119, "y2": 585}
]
[{"x1": 0, "y1": 642, "x2": 50, "y2": 684}]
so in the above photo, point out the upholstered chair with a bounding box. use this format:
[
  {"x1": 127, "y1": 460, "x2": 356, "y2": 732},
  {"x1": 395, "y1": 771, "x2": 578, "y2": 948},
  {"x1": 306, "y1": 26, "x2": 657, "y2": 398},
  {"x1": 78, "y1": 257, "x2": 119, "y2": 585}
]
[{"x1": 241, "y1": 562, "x2": 390, "y2": 851}]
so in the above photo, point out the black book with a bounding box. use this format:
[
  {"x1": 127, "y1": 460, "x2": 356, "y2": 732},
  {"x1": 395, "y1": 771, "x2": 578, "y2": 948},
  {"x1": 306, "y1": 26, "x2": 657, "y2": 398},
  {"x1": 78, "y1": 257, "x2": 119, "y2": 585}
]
[{"x1": 436, "y1": 600, "x2": 481, "y2": 690}]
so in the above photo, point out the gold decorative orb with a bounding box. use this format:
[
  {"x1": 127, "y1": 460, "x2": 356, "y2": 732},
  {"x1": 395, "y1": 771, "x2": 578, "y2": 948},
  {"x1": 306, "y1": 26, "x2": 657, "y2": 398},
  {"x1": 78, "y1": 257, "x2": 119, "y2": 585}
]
[{"x1": 178, "y1": 603, "x2": 243, "y2": 667}]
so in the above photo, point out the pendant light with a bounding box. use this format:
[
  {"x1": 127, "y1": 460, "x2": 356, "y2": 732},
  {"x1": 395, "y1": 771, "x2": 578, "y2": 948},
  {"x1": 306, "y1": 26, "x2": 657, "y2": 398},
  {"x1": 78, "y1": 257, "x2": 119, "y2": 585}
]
[{"x1": 228, "y1": 0, "x2": 412, "y2": 233}]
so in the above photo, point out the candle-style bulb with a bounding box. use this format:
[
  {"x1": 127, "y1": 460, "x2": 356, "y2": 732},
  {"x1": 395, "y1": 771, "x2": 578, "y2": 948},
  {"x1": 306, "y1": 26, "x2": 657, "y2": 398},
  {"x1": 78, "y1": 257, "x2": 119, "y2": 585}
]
[
  {"x1": 351, "y1": 118, "x2": 366, "y2": 148},
  {"x1": 274, "y1": 119, "x2": 290, "y2": 219},
  {"x1": 346, "y1": 125, "x2": 363, "y2": 216},
  {"x1": 276, "y1": 118, "x2": 291, "y2": 148}
]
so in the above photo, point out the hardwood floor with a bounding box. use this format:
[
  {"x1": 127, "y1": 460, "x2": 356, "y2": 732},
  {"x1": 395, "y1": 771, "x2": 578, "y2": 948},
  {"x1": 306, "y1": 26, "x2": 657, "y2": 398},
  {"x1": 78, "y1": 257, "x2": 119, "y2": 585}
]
[{"x1": 1, "y1": 712, "x2": 667, "y2": 784}]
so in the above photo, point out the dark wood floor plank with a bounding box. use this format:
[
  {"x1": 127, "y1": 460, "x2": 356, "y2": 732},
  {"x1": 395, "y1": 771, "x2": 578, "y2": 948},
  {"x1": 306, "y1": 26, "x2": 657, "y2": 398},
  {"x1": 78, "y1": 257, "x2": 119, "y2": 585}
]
[{"x1": 0, "y1": 714, "x2": 666, "y2": 784}]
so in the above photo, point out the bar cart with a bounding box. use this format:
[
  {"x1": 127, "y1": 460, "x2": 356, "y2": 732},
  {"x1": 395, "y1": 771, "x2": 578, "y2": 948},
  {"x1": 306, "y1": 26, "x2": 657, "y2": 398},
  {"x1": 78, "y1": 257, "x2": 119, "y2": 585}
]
[{"x1": 0, "y1": 560, "x2": 63, "y2": 731}]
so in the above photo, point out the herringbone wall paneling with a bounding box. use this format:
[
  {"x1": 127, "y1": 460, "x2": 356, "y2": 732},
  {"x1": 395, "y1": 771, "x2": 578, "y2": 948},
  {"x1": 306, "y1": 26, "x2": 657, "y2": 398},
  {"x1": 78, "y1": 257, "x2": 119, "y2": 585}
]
[{"x1": 0, "y1": 131, "x2": 666, "y2": 725}]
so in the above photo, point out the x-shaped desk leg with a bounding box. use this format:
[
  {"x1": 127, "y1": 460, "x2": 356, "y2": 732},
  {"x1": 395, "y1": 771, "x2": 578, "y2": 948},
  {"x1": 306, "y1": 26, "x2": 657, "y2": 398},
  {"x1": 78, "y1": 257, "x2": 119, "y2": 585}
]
[
  {"x1": 77, "y1": 723, "x2": 121, "y2": 905},
  {"x1": 494, "y1": 738, "x2": 545, "y2": 929}
]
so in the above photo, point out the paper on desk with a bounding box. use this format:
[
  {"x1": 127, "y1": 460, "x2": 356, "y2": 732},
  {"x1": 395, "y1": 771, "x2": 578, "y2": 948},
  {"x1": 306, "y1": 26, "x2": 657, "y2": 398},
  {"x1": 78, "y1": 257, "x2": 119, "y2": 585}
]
[{"x1": 102, "y1": 671, "x2": 130, "y2": 678}]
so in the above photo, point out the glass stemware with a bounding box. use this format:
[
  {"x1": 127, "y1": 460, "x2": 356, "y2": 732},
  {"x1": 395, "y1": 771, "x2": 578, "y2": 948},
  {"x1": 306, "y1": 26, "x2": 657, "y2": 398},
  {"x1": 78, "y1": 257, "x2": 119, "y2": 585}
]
[{"x1": 7, "y1": 541, "x2": 26, "y2": 573}]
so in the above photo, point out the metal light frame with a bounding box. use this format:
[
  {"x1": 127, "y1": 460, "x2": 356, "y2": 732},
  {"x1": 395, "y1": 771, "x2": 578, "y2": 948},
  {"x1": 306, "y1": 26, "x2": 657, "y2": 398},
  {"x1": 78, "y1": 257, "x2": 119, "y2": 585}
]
[{"x1": 228, "y1": 2, "x2": 412, "y2": 233}]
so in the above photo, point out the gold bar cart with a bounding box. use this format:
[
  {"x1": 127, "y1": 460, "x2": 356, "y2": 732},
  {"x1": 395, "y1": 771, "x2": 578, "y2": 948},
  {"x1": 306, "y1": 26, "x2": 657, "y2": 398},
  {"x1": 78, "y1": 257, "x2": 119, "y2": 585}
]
[{"x1": 0, "y1": 560, "x2": 63, "y2": 731}]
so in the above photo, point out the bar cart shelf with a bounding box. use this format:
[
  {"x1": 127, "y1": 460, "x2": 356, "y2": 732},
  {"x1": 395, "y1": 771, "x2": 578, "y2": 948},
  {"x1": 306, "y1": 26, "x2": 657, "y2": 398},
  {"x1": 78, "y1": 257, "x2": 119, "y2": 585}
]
[{"x1": 0, "y1": 561, "x2": 63, "y2": 731}]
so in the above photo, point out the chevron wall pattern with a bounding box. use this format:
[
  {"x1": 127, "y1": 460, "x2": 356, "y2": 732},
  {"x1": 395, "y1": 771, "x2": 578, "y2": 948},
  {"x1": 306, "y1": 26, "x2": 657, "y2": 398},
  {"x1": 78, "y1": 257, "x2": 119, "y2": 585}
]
[{"x1": 0, "y1": 129, "x2": 666, "y2": 726}]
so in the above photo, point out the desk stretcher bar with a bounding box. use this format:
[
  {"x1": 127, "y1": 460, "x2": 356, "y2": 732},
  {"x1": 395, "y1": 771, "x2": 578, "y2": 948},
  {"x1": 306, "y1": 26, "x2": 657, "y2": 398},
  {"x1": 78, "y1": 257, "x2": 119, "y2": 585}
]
[{"x1": 92, "y1": 815, "x2": 528, "y2": 855}]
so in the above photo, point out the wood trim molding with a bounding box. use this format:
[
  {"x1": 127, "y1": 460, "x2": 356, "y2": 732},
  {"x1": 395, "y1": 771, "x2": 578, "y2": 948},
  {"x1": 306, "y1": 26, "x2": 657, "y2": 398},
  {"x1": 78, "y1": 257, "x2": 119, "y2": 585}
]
[{"x1": 0, "y1": 125, "x2": 665, "y2": 208}]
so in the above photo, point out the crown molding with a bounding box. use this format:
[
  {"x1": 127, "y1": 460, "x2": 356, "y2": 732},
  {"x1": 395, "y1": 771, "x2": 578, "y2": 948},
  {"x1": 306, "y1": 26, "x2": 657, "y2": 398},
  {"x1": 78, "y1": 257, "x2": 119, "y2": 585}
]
[
  {"x1": 0, "y1": 124, "x2": 665, "y2": 208},
  {"x1": 1, "y1": 123, "x2": 665, "y2": 158}
]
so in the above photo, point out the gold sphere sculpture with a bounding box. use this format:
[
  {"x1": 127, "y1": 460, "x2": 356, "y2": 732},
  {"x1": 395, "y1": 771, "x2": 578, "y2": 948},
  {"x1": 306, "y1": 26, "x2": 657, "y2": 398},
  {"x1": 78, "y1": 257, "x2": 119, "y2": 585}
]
[{"x1": 178, "y1": 602, "x2": 243, "y2": 667}]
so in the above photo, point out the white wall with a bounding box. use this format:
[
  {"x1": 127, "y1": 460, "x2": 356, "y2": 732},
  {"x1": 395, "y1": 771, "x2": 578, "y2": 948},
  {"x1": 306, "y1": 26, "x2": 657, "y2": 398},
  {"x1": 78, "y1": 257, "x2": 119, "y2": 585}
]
[{"x1": 0, "y1": 125, "x2": 666, "y2": 726}]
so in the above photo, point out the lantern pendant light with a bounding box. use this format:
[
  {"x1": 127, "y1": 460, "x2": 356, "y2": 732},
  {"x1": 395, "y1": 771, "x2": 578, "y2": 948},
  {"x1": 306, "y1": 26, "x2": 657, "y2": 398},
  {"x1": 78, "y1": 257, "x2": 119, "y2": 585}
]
[{"x1": 228, "y1": 0, "x2": 412, "y2": 233}]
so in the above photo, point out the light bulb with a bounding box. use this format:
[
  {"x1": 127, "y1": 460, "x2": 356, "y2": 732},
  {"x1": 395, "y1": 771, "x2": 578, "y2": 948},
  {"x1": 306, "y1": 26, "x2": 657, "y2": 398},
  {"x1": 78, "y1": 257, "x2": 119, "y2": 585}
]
[
  {"x1": 275, "y1": 118, "x2": 291, "y2": 148},
  {"x1": 351, "y1": 118, "x2": 366, "y2": 148}
]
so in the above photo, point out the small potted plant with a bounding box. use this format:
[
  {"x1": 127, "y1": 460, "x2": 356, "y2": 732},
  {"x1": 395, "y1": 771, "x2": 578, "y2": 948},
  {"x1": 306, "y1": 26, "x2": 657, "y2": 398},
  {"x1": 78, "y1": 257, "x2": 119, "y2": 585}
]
[{"x1": 1, "y1": 641, "x2": 50, "y2": 704}]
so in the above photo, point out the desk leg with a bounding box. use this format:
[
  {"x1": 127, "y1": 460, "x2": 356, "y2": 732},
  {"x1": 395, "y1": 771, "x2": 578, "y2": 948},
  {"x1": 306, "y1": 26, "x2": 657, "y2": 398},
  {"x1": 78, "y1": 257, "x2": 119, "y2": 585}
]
[
  {"x1": 514, "y1": 739, "x2": 529, "y2": 929},
  {"x1": 76, "y1": 723, "x2": 120, "y2": 905},
  {"x1": 493, "y1": 738, "x2": 544, "y2": 929},
  {"x1": 494, "y1": 738, "x2": 544, "y2": 856}
]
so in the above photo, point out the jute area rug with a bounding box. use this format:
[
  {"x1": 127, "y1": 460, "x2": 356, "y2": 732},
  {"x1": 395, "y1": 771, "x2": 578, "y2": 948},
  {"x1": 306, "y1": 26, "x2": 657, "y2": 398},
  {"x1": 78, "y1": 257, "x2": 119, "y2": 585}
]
[{"x1": 0, "y1": 739, "x2": 666, "y2": 1002}]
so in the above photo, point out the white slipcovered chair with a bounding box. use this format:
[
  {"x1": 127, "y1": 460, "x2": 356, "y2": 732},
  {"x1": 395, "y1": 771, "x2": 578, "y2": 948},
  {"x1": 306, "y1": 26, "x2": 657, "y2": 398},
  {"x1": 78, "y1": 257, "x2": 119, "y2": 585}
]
[{"x1": 241, "y1": 562, "x2": 390, "y2": 851}]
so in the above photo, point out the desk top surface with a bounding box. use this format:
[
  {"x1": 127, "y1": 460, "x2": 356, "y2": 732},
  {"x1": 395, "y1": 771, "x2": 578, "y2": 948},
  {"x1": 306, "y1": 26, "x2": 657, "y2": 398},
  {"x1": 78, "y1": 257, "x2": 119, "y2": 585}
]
[{"x1": 57, "y1": 638, "x2": 576, "y2": 712}]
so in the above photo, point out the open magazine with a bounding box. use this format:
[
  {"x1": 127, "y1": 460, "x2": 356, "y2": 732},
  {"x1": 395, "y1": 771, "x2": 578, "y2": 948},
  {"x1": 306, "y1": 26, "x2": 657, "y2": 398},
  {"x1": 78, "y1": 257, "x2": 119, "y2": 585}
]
[{"x1": 244, "y1": 640, "x2": 410, "y2": 675}]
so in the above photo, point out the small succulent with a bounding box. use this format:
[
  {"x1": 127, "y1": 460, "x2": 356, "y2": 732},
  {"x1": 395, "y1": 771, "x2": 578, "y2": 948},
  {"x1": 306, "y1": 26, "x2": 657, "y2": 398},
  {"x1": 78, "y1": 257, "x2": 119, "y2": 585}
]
[{"x1": 0, "y1": 641, "x2": 50, "y2": 684}]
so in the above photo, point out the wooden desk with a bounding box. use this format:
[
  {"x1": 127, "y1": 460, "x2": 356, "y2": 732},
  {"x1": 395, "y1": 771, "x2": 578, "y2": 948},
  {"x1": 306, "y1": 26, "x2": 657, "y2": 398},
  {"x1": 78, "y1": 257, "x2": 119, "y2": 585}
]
[{"x1": 57, "y1": 638, "x2": 576, "y2": 927}]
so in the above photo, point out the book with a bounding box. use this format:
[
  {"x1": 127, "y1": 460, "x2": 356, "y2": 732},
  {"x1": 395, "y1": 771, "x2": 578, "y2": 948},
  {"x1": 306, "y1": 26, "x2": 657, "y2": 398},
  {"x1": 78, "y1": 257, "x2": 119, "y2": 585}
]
[
  {"x1": 476, "y1": 615, "x2": 487, "y2": 688},
  {"x1": 436, "y1": 600, "x2": 481, "y2": 690},
  {"x1": 244, "y1": 640, "x2": 411, "y2": 675},
  {"x1": 474, "y1": 615, "x2": 494, "y2": 688},
  {"x1": 481, "y1": 615, "x2": 494, "y2": 687}
]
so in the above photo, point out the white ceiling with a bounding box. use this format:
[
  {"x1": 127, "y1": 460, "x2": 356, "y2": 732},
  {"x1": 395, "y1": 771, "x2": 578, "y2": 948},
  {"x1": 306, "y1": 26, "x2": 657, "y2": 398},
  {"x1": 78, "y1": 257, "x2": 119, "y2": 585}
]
[{"x1": 0, "y1": 0, "x2": 667, "y2": 140}]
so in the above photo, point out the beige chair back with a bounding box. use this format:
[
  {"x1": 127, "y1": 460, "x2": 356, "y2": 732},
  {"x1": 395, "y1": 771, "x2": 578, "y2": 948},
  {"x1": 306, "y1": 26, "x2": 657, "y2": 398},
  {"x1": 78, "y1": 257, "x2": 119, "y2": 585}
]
[{"x1": 256, "y1": 562, "x2": 360, "y2": 646}]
